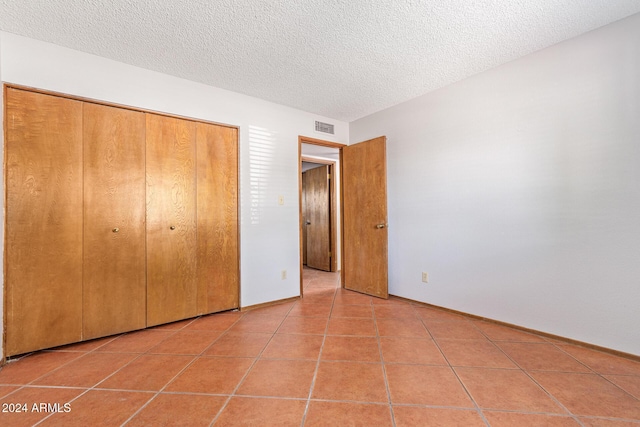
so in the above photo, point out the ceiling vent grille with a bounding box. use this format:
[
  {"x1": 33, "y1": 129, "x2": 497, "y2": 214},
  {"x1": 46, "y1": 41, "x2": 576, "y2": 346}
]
[{"x1": 315, "y1": 121, "x2": 335, "y2": 135}]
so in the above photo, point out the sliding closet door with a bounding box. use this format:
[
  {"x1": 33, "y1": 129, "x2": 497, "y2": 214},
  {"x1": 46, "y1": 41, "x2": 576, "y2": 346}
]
[
  {"x1": 5, "y1": 88, "x2": 83, "y2": 356},
  {"x1": 146, "y1": 114, "x2": 198, "y2": 326},
  {"x1": 83, "y1": 103, "x2": 146, "y2": 339},
  {"x1": 196, "y1": 123, "x2": 239, "y2": 314}
]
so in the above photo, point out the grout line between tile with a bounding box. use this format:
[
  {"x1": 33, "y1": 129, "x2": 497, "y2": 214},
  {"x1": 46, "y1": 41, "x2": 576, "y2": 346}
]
[
  {"x1": 299, "y1": 280, "x2": 337, "y2": 427},
  {"x1": 121, "y1": 312, "x2": 245, "y2": 426},
  {"x1": 487, "y1": 338, "x2": 581, "y2": 419},
  {"x1": 29, "y1": 331, "x2": 179, "y2": 427},
  {"x1": 550, "y1": 342, "x2": 640, "y2": 402},
  {"x1": 207, "y1": 304, "x2": 292, "y2": 427},
  {"x1": 114, "y1": 313, "x2": 241, "y2": 426},
  {"x1": 374, "y1": 303, "x2": 397, "y2": 427},
  {"x1": 413, "y1": 304, "x2": 491, "y2": 427}
]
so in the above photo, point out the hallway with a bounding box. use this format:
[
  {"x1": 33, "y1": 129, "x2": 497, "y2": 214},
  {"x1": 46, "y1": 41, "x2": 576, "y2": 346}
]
[{"x1": 0, "y1": 268, "x2": 639, "y2": 426}]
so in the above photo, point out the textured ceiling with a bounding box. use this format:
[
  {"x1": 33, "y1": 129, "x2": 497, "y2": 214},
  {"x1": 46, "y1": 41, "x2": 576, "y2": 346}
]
[{"x1": 2, "y1": 1, "x2": 640, "y2": 122}]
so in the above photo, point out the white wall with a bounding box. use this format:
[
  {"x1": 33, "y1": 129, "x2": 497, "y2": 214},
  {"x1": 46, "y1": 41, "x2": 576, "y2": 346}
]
[
  {"x1": 351, "y1": 13, "x2": 640, "y2": 355},
  {"x1": 0, "y1": 31, "x2": 349, "y2": 352}
]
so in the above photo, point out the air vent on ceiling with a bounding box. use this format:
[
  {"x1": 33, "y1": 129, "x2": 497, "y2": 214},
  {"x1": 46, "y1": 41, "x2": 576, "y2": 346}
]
[{"x1": 315, "y1": 120, "x2": 335, "y2": 135}]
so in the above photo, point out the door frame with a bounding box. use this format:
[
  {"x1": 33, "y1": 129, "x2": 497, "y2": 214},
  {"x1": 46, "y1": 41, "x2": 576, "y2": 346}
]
[
  {"x1": 301, "y1": 158, "x2": 336, "y2": 272},
  {"x1": 298, "y1": 136, "x2": 346, "y2": 296}
]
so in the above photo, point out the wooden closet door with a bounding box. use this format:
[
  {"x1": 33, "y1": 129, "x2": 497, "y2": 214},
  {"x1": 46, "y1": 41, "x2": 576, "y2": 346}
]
[
  {"x1": 146, "y1": 114, "x2": 197, "y2": 326},
  {"x1": 83, "y1": 103, "x2": 146, "y2": 339},
  {"x1": 196, "y1": 123, "x2": 239, "y2": 314},
  {"x1": 5, "y1": 88, "x2": 83, "y2": 356}
]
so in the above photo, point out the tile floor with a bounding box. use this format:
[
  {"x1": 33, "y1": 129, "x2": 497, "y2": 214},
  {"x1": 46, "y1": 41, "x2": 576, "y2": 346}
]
[{"x1": 1, "y1": 268, "x2": 639, "y2": 426}]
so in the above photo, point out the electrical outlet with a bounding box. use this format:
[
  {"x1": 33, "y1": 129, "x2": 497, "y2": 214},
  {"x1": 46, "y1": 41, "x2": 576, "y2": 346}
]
[
  {"x1": 422, "y1": 272, "x2": 428, "y2": 283},
  {"x1": 281, "y1": 270, "x2": 287, "y2": 280}
]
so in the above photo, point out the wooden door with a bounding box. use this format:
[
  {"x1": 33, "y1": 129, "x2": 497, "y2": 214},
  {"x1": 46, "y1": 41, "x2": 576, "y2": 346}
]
[
  {"x1": 305, "y1": 165, "x2": 331, "y2": 271},
  {"x1": 5, "y1": 88, "x2": 83, "y2": 356},
  {"x1": 302, "y1": 171, "x2": 308, "y2": 265},
  {"x1": 342, "y1": 136, "x2": 388, "y2": 298},
  {"x1": 146, "y1": 114, "x2": 197, "y2": 326},
  {"x1": 195, "y1": 122, "x2": 239, "y2": 314},
  {"x1": 83, "y1": 103, "x2": 146, "y2": 339}
]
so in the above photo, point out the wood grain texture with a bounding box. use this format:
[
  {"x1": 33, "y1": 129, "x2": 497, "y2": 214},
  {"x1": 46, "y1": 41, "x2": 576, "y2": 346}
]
[
  {"x1": 5, "y1": 88, "x2": 84, "y2": 356},
  {"x1": 302, "y1": 171, "x2": 308, "y2": 265},
  {"x1": 196, "y1": 123, "x2": 239, "y2": 314},
  {"x1": 342, "y1": 136, "x2": 388, "y2": 298},
  {"x1": 329, "y1": 164, "x2": 337, "y2": 272},
  {"x1": 301, "y1": 156, "x2": 338, "y2": 273},
  {"x1": 305, "y1": 165, "x2": 331, "y2": 271},
  {"x1": 83, "y1": 103, "x2": 146, "y2": 339},
  {"x1": 146, "y1": 114, "x2": 197, "y2": 326}
]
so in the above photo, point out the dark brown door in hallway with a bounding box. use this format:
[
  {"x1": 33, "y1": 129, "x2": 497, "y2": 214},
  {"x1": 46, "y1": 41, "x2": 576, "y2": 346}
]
[{"x1": 303, "y1": 164, "x2": 331, "y2": 271}]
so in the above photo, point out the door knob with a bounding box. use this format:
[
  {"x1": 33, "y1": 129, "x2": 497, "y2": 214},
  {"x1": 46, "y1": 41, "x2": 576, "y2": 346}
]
[
  {"x1": 306, "y1": 220, "x2": 311, "y2": 225},
  {"x1": 170, "y1": 226, "x2": 176, "y2": 230},
  {"x1": 112, "y1": 228, "x2": 119, "y2": 233},
  {"x1": 376, "y1": 223, "x2": 387, "y2": 229}
]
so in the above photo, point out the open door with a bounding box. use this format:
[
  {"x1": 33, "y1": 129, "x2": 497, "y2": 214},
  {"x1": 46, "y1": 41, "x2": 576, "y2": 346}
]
[
  {"x1": 305, "y1": 164, "x2": 331, "y2": 271},
  {"x1": 342, "y1": 136, "x2": 388, "y2": 298}
]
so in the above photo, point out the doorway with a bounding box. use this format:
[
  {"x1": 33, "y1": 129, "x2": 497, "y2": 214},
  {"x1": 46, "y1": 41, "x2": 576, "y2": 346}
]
[
  {"x1": 302, "y1": 160, "x2": 333, "y2": 271},
  {"x1": 299, "y1": 135, "x2": 390, "y2": 299},
  {"x1": 299, "y1": 137, "x2": 344, "y2": 296}
]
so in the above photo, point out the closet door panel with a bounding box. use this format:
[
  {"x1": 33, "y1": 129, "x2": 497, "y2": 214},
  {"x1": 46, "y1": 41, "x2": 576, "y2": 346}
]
[
  {"x1": 196, "y1": 123, "x2": 239, "y2": 314},
  {"x1": 83, "y1": 103, "x2": 146, "y2": 339},
  {"x1": 146, "y1": 114, "x2": 197, "y2": 326},
  {"x1": 5, "y1": 88, "x2": 83, "y2": 356}
]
